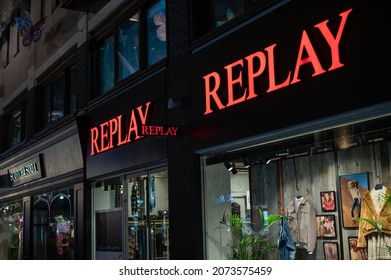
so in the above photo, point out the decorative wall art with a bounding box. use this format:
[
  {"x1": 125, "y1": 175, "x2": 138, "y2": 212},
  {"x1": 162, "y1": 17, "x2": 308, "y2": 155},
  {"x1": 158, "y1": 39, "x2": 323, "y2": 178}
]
[
  {"x1": 339, "y1": 173, "x2": 369, "y2": 228},
  {"x1": 15, "y1": 14, "x2": 46, "y2": 47}
]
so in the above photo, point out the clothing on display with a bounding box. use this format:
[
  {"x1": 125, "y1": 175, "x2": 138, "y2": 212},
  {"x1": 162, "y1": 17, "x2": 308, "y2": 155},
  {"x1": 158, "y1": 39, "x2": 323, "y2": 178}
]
[
  {"x1": 277, "y1": 215, "x2": 296, "y2": 260},
  {"x1": 358, "y1": 185, "x2": 391, "y2": 259},
  {"x1": 131, "y1": 182, "x2": 141, "y2": 216},
  {"x1": 149, "y1": 175, "x2": 156, "y2": 211},
  {"x1": 286, "y1": 196, "x2": 317, "y2": 254}
]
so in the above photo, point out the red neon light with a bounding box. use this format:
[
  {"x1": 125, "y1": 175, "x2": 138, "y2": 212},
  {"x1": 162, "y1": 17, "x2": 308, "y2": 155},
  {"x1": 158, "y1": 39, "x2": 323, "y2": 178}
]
[
  {"x1": 90, "y1": 102, "x2": 151, "y2": 155},
  {"x1": 203, "y1": 8, "x2": 353, "y2": 115},
  {"x1": 89, "y1": 101, "x2": 180, "y2": 155}
]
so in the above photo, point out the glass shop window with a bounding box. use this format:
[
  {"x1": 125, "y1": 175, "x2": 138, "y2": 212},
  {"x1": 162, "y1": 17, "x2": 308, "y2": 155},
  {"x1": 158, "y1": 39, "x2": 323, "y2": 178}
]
[
  {"x1": 202, "y1": 116, "x2": 391, "y2": 260},
  {"x1": 91, "y1": 169, "x2": 169, "y2": 260},
  {"x1": 0, "y1": 201, "x2": 23, "y2": 260}
]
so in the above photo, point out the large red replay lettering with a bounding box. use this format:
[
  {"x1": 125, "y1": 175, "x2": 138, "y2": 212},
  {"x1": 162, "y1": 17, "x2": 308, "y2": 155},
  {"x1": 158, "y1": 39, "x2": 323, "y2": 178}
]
[{"x1": 202, "y1": 8, "x2": 353, "y2": 114}]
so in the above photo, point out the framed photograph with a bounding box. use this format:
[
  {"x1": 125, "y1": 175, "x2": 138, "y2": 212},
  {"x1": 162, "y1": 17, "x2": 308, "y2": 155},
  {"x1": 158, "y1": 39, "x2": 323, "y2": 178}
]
[
  {"x1": 348, "y1": 236, "x2": 368, "y2": 260},
  {"x1": 316, "y1": 214, "x2": 337, "y2": 238},
  {"x1": 320, "y1": 191, "x2": 336, "y2": 212},
  {"x1": 339, "y1": 173, "x2": 369, "y2": 228},
  {"x1": 323, "y1": 242, "x2": 339, "y2": 260}
]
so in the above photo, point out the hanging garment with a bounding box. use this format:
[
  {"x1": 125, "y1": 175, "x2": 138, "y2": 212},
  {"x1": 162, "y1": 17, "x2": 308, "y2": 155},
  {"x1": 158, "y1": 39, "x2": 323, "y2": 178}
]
[
  {"x1": 131, "y1": 182, "x2": 141, "y2": 215},
  {"x1": 149, "y1": 175, "x2": 156, "y2": 211},
  {"x1": 277, "y1": 215, "x2": 296, "y2": 260},
  {"x1": 286, "y1": 196, "x2": 317, "y2": 254},
  {"x1": 358, "y1": 186, "x2": 391, "y2": 259}
]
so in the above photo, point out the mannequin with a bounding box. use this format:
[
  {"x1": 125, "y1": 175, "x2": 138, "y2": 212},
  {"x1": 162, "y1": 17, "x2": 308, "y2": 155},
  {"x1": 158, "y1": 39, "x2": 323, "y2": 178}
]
[{"x1": 358, "y1": 185, "x2": 391, "y2": 259}]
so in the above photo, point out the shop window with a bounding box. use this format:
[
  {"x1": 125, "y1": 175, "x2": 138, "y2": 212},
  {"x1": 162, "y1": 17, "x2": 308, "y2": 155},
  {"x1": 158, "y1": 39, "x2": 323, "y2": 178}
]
[
  {"x1": 96, "y1": 0, "x2": 167, "y2": 96},
  {"x1": 32, "y1": 188, "x2": 74, "y2": 260},
  {"x1": 202, "y1": 116, "x2": 391, "y2": 260},
  {"x1": 191, "y1": 0, "x2": 281, "y2": 40},
  {"x1": 0, "y1": 201, "x2": 23, "y2": 260},
  {"x1": 92, "y1": 169, "x2": 169, "y2": 260},
  {"x1": 37, "y1": 65, "x2": 77, "y2": 130}
]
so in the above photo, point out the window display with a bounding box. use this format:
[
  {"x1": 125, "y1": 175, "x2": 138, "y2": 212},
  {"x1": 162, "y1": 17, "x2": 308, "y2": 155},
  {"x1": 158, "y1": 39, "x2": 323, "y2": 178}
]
[
  {"x1": 202, "y1": 115, "x2": 391, "y2": 260},
  {"x1": 0, "y1": 201, "x2": 23, "y2": 260}
]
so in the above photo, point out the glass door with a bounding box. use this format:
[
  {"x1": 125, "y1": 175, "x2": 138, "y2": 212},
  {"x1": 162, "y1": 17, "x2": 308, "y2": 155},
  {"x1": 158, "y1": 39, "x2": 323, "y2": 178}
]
[
  {"x1": 126, "y1": 169, "x2": 169, "y2": 260},
  {"x1": 32, "y1": 188, "x2": 74, "y2": 260}
]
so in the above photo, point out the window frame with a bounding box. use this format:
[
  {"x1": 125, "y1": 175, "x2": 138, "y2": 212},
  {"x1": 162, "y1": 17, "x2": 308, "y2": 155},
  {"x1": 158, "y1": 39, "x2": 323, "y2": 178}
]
[
  {"x1": 35, "y1": 63, "x2": 78, "y2": 132},
  {"x1": 1, "y1": 100, "x2": 26, "y2": 152},
  {"x1": 93, "y1": 0, "x2": 167, "y2": 97},
  {"x1": 191, "y1": 0, "x2": 284, "y2": 42}
]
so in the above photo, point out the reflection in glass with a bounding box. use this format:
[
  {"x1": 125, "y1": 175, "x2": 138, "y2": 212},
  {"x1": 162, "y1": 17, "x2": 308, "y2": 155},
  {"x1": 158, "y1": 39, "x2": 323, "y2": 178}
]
[
  {"x1": 118, "y1": 14, "x2": 139, "y2": 80},
  {"x1": 32, "y1": 188, "x2": 74, "y2": 260},
  {"x1": 0, "y1": 201, "x2": 23, "y2": 260},
  {"x1": 147, "y1": 0, "x2": 167, "y2": 66},
  {"x1": 100, "y1": 36, "x2": 115, "y2": 93}
]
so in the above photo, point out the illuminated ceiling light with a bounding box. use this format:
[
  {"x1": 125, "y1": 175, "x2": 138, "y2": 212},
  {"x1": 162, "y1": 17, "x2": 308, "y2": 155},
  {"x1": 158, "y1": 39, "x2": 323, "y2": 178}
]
[
  {"x1": 243, "y1": 158, "x2": 250, "y2": 168},
  {"x1": 224, "y1": 161, "x2": 234, "y2": 172},
  {"x1": 224, "y1": 161, "x2": 238, "y2": 175}
]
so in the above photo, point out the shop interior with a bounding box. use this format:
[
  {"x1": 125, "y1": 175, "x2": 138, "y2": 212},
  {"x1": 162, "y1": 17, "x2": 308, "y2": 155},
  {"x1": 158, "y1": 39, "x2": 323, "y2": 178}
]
[{"x1": 203, "y1": 115, "x2": 391, "y2": 260}]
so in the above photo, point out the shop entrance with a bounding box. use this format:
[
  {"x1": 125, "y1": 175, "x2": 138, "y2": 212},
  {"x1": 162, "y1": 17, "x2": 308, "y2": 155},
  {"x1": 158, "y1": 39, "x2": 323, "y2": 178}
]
[
  {"x1": 126, "y1": 170, "x2": 169, "y2": 260},
  {"x1": 92, "y1": 167, "x2": 169, "y2": 260},
  {"x1": 32, "y1": 187, "x2": 74, "y2": 260}
]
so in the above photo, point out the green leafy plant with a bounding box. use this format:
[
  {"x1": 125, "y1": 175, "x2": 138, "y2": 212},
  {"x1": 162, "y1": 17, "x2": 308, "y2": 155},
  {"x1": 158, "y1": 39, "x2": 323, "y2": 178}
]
[
  {"x1": 355, "y1": 191, "x2": 391, "y2": 256},
  {"x1": 218, "y1": 210, "x2": 280, "y2": 260}
]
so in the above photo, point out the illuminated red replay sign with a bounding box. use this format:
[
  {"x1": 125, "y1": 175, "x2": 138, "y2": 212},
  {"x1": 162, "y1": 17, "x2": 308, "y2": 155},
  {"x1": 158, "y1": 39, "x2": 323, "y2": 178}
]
[
  {"x1": 90, "y1": 101, "x2": 179, "y2": 155},
  {"x1": 203, "y1": 8, "x2": 353, "y2": 115}
]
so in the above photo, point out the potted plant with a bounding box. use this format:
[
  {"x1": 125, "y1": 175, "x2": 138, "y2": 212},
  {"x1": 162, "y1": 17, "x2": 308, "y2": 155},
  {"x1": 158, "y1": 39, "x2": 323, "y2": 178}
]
[{"x1": 218, "y1": 209, "x2": 281, "y2": 260}]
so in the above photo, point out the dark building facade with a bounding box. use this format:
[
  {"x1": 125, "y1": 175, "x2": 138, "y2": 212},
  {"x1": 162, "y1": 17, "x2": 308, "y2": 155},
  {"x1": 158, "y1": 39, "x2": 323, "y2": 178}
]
[{"x1": 1, "y1": 0, "x2": 390, "y2": 260}]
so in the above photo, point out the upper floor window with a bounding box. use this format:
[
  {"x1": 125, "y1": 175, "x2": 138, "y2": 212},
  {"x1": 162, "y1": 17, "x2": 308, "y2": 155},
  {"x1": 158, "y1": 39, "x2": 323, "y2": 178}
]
[
  {"x1": 2, "y1": 104, "x2": 25, "y2": 151},
  {"x1": 37, "y1": 65, "x2": 77, "y2": 130},
  {"x1": 192, "y1": 0, "x2": 280, "y2": 40},
  {"x1": 118, "y1": 15, "x2": 139, "y2": 80},
  {"x1": 97, "y1": 0, "x2": 166, "y2": 95},
  {"x1": 147, "y1": 0, "x2": 167, "y2": 66},
  {"x1": 1, "y1": 23, "x2": 10, "y2": 67}
]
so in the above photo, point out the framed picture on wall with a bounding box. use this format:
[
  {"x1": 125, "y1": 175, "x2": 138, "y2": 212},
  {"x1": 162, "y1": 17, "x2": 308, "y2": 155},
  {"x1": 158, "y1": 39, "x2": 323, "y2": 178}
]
[
  {"x1": 316, "y1": 214, "x2": 337, "y2": 238},
  {"x1": 339, "y1": 172, "x2": 369, "y2": 228},
  {"x1": 323, "y1": 242, "x2": 339, "y2": 260},
  {"x1": 348, "y1": 236, "x2": 368, "y2": 260},
  {"x1": 320, "y1": 191, "x2": 336, "y2": 212}
]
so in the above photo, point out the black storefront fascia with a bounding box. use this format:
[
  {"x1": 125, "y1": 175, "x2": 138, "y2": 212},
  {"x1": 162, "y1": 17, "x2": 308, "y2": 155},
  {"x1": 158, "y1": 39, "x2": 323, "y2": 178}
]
[
  {"x1": 0, "y1": 122, "x2": 84, "y2": 260},
  {"x1": 166, "y1": 0, "x2": 390, "y2": 259},
  {"x1": 187, "y1": 0, "x2": 389, "y2": 148},
  {"x1": 80, "y1": 70, "x2": 172, "y2": 259},
  {"x1": 83, "y1": 70, "x2": 169, "y2": 179}
]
